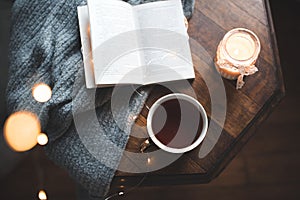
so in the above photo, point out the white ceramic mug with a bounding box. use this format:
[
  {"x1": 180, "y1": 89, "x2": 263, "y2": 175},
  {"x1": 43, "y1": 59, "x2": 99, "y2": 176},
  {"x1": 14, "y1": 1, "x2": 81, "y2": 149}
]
[{"x1": 147, "y1": 93, "x2": 208, "y2": 154}]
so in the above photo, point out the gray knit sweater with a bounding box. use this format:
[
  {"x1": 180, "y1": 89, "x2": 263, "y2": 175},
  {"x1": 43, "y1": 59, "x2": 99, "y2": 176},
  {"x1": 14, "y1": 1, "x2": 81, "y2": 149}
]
[{"x1": 7, "y1": 0, "x2": 194, "y2": 199}]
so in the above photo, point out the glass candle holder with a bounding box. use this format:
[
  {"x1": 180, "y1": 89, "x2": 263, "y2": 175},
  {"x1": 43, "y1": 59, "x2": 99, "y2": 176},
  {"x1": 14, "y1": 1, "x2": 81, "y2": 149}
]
[{"x1": 214, "y1": 28, "x2": 261, "y2": 89}]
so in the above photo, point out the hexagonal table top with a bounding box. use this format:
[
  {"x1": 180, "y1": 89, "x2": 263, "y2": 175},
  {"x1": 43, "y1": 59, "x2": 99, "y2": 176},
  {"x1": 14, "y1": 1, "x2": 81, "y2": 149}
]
[{"x1": 112, "y1": 0, "x2": 285, "y2": 191}]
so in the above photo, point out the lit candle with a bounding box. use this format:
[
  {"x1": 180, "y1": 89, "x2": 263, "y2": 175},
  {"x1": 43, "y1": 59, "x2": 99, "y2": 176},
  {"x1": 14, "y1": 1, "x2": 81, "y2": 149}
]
[
  {"x1": 225, "y1": 32, "x2": 256, "y2": 61},
  {"x1": 214, "y1": 28, "x2": 261, "y2": 89}
]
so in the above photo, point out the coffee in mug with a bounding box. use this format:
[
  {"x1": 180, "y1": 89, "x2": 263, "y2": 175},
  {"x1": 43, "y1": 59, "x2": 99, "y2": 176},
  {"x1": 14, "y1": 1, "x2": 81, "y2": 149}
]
[{"x1": 147, "y1": 93, "x2": 208, "y2": 154}]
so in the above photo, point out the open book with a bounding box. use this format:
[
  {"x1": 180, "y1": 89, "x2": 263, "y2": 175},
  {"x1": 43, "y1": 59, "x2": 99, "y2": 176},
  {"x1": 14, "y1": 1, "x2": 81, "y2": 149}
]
[{"x1": 78, "y1": 0, "x2": 195, "y2": 88}]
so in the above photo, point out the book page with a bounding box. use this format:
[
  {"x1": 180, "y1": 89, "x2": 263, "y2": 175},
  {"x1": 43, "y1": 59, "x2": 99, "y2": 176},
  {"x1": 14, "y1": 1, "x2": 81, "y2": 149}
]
[
  {"x1": 134, "y1": 0, "x2": 187, "y2": 34},
  {"x1": 87, "y1": 0, "x2": 143, "y2": 85},
  {"x1": 77, "y1": 6, "x2": 97, "y2": 88},
  {"x1": 133, "y1": 0, "x2": 195, "y2": 84}
]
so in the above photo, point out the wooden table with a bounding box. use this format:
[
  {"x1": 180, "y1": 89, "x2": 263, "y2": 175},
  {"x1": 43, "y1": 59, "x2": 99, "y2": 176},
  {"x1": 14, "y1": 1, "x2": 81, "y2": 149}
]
[{"x1": 111, "y1": 0, "x2": 285, "y2": 191}]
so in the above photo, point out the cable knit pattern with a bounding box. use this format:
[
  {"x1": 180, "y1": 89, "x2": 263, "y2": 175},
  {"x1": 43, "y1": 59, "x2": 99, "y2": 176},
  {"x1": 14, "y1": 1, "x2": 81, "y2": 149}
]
[{"x1": 6, "y1": 0, "x2": 194, "y2": 199}]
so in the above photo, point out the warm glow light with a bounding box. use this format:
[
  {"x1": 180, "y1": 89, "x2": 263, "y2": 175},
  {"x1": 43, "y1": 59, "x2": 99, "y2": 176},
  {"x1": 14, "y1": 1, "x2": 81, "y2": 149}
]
[
  {"x1": 147, "y1": 157, "x2": 151, "y2": 164},
  {"x1": 37, "y1": 133, "x2": 48, "y2": 146},
  {"x1": 184, "y1": 16, "x2": 188, "y2": 29},
  {"x1": 4, "y1": 111, "x2": 41, "y2": 152},
  {"x1": 38, "y1": 190, "x2": 47, "y2": 200},
  {"x1": 32, "y1": 83, "x2": 52, "y2": 103},
  {"x1": 225, "y1": 32, "x2": 255, "y2": 60},
  {"x1": 87, "y1": 26, "x2": 90, "y2": 34}
]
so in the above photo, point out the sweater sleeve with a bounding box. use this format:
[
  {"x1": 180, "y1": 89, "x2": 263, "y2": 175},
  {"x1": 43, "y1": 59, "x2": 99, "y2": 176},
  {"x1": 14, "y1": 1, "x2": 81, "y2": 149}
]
[{"x1": 6, "y1": 0, "x2": 194, "y2": 198}]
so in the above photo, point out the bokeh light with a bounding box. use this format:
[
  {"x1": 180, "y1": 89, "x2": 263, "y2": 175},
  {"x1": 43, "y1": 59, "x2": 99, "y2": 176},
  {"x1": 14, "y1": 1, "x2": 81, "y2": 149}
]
[
  {"x1": 4, "y1": 111, "x2": 41, "y2": 152},
  {"x1": 32, "y1": 83, "x2": 52, "y2": 103},
  {"x1": 37, "y1": 133, "x2": 48, "y2": 146},
  {"x1": 38, "y1": 190, "x2": 47, "y2": 200}
]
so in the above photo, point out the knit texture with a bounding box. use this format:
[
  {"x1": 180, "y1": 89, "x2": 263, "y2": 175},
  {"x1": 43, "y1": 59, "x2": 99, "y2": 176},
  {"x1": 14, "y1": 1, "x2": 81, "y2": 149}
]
[{"x1": 7, "y1": 0, "x2": 194, "y2": 199}]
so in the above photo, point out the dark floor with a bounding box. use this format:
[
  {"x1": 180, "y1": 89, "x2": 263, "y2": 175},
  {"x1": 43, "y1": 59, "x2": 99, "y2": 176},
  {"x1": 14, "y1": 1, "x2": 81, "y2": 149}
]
[{"x1": 0, "y1": 0, "x2": 300, "y2": 199}]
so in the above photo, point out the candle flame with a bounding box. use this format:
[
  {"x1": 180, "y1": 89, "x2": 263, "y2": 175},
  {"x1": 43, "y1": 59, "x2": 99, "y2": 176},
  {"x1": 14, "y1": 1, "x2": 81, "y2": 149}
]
[{"x1": 234, "y1": 49, "x2": 240, "y2": 56}]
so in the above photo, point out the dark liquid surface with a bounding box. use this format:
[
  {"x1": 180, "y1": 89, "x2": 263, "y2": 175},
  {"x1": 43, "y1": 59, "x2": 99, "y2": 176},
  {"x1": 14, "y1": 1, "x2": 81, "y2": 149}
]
[{"x1": 151, "y1": 98, "x2": 203, "y2": 149}]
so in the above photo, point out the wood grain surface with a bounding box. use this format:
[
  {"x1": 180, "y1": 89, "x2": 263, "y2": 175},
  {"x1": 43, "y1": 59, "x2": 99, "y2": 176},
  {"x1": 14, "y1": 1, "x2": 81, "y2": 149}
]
[{"x1": 112, "y1": 0, "x2": 285, "y2": 189}]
